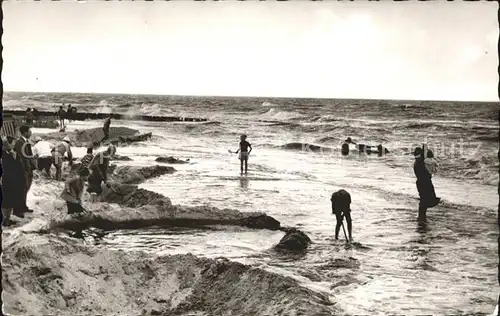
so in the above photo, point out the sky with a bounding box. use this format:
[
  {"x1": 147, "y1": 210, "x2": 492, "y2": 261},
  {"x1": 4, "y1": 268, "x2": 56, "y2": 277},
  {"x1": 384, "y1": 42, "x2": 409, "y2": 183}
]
[{"x1": 2, "y1": 1, "x2": 498, "y2": 101}]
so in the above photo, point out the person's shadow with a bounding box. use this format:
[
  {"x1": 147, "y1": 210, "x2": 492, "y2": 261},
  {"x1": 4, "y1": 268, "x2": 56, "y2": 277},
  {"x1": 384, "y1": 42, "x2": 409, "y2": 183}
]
[{"x1": 239, "y1": 177, "x2": 249, "y2": 190}]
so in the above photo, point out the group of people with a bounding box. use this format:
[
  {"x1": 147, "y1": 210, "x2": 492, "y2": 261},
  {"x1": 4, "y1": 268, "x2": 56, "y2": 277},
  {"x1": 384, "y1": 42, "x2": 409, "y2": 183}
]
[
  {"x1": 3, "y1": 113, "x2": 440, "y2": 240},
  {"x1": 24, "y1": 108, "x2": 39, "y2": 125},
  {"x1": 57, "y1": 104, "x2": 78, "y2": 131},
  {"x1": 330, "y1": 143, "x2": 440, "y2": 242},
  {"x1": 228, "y1": 134, "x2": 439, "y2": 242},
  {"x1": 1, "y1": 121, "x2": 117, "y2": 227}
]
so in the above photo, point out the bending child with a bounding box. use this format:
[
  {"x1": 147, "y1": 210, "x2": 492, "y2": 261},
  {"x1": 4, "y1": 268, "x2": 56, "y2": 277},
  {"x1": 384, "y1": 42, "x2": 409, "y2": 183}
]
[{"x1": 331, "y1": 189, "x2": 353, "y2": 241}]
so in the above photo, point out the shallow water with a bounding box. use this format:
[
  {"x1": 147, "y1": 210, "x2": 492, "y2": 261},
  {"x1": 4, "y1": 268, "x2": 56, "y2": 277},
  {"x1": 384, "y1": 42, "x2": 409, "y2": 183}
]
[
  {"x1": 94, "y1": 122, "x2": 497, "y2": 315},
  {"x1": 11, "y1": 94, "x2": 499, "y2": 315}
]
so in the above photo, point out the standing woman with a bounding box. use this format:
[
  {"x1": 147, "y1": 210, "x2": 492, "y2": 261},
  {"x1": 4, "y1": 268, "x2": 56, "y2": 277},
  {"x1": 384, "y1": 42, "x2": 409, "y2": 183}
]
[{"x1": 1, "y1": 136, "x2": 23, "y2": 226}]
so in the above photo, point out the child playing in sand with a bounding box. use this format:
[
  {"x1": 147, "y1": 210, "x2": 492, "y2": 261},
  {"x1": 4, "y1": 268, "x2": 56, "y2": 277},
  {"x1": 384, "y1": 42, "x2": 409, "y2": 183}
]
[
  {"x1": 424, "y1": 149, "x2": 438, "y2": 176},
  {"x1": 230, "y1": 134, "x2": 252, "y2": 175},
  {"x1": 61, "y1": 168, "x2": 90, "y2": 215}
]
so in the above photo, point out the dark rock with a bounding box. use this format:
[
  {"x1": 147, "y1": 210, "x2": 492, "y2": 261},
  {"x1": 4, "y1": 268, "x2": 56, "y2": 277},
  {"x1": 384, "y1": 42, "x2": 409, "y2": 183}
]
[
  {"x1": 242, "y1": 214, "x2": 281, "y2": 230},
  {"x1": 111, "y1": 165, "x2": 175, "y2": 184},
  {"x1": 155, "y1": 156, "x2": 190, "y2": 164},
  {"x1": 109, "y1": 133, "x2": 152, "y2": 145},
  {"x1": 275, "y1": 228, "x2": 312, "y2": 252}
]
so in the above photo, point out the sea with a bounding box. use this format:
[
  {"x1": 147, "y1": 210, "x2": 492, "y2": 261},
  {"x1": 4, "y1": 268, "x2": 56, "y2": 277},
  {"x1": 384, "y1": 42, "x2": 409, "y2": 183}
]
[{"x1": 3, "y1": 91, "x2": 499, "y2": 315}]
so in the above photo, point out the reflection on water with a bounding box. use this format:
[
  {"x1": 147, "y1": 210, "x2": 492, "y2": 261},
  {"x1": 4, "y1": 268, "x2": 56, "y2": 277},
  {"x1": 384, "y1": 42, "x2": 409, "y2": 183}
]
[{"x1": 239, "y1": 177, "x2": 249, "y2": 190}]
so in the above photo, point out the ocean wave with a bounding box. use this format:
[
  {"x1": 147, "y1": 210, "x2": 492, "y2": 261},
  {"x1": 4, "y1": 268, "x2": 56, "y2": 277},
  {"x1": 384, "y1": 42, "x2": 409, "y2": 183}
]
[
  {"x1": 281, "y1": 142, "x2": 334, "y2": 152},
  {"x1": 315, "y1": 136, "x2": 339, "y2": 144},
  {"x1": 261, "y1": 101, "x2": 277, "y2": 107},
  {"x1": 258, "y1": 108, "x2": 306, "y2": 122}
]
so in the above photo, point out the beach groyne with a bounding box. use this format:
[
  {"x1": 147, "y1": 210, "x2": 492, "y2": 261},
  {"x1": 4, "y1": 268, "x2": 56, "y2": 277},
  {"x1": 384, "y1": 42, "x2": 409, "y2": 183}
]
[{"x1": 2, "y1": 110, "x2": 208, "y2": 122}]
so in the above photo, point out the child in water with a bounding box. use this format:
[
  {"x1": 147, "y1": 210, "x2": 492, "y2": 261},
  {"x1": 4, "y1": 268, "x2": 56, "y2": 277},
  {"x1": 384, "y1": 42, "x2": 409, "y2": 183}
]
[
  {"x1": 231, "y1": 134, "x2": 252, "y2": 175},
  {"x1": 60, "y1": 168, "x2": 90, "y2": 215},
  {"x1": 424, "y1": 149, "x2": 438, "y2": 176}
]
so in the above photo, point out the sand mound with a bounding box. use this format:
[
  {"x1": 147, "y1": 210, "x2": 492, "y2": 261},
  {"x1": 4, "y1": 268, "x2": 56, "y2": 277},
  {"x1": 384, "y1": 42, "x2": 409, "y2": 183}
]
[
  {"x1": 2, "y1": 233, "x2": 338, "y2": 316},
  {"x1": 155, "y1": 156, "x2": 190, "y2": 164},
  {"x1": 111, "y1": 165, "x2": 176, "y2": 184},
  {"x1": 49, "y1": 198, "x2": 281, "y2": 232}
]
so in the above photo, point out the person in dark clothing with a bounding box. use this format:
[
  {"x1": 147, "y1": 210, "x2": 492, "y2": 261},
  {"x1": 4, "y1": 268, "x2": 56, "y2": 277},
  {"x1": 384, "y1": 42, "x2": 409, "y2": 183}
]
[
  {"x1": 230, "y1": 134, "x2": 252, "y2": 175},
  {"x1": 25, "y1": 108, "x2": 34, "y2": 125},
  {"x1": 80, "y1": 146, "x2": 94, "y2": 170},
  {"x1": 14, "y1": 125, "x2": 36, "y2": 217},
  {"x1": 1, "y1": 136, "x2": 23, "y2": 226},
  {"x1": 376, "y1": 144, "x2": 390, "y2": 157},
  {"x1": 341, "y1": 138, "x2": 352, "y2": 156},
  {"x1": 58, "y1": 106, "x2": 66, "y2": 130},
  {"x1": 413, "y1": 146, "x2": 440, "y2": 221},
  {"x1": 66, "y1": 104, "x2": 73, "y2": 122},
  {"x1": 331, "y1": 189, "x2": 353, "y2": 241},
  {"x1": 102, "y1": 116, "x2": 111, "y2": 141},
  {"x1": 87, "y1": 145, "x2": 116, "y2": 195},
  {"x1": 32, "y1": 109, "x2": 39, "y2": 121}
]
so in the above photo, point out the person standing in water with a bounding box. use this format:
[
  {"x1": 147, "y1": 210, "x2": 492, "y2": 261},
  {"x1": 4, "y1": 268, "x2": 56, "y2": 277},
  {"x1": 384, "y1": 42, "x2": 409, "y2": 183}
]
[
  {"x1": 230, "y1": 134, "x2": 252, "y2": 175},
  {"x1": 341, "y1": 137, "x2": 354, "y2": 156},
  {"x1": 413, "y1": 145, "x2": 440, "y2": 221},
  {"x1": 331, "y1": 189, "x2": 353, "y2": 241}
]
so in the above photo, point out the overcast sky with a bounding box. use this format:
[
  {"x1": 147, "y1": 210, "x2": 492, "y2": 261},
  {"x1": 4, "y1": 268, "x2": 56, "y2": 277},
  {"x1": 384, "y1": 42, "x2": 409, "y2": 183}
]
[{"x1": 3, "y1": 1, "x2": 498, "y2": 101}]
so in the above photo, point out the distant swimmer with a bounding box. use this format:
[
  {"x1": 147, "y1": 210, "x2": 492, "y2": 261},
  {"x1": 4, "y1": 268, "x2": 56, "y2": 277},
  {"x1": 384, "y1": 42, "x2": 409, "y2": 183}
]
[
  {"x1": 341, "y1": 137, "x2": 354, "y2": 156},
  {"x1": 229, "y1": 134, "x2": 252, "y2": 175},
  {"x1": 331, "y1": 189, "x2": 353, "y2": 242}
]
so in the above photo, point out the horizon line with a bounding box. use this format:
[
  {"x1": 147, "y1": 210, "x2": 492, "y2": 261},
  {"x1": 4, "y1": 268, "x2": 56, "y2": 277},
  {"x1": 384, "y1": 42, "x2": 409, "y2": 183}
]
[{"x1": 3, "y1": 90, "x2": 498, "y2": 104}]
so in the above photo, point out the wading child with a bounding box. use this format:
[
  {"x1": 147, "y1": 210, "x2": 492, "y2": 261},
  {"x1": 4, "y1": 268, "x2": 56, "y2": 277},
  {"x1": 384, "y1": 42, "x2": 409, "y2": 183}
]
[
  {"x1": 61, "y1": 168, "x2": 90, "y2": 215},
  {"x1": 230, "y1": 134, "x2": 252, "y2": 175}
]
